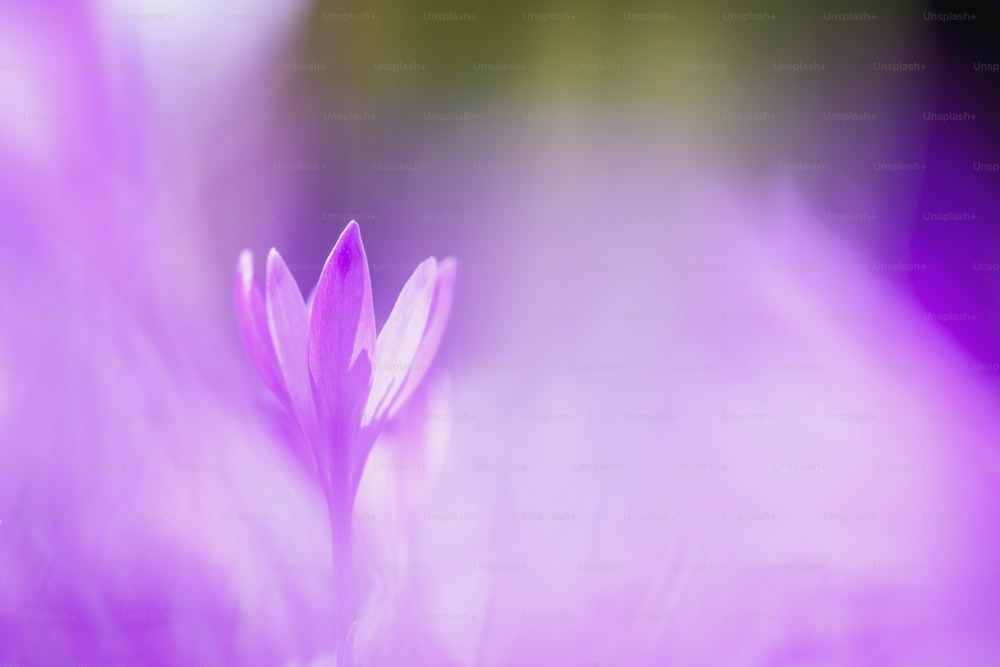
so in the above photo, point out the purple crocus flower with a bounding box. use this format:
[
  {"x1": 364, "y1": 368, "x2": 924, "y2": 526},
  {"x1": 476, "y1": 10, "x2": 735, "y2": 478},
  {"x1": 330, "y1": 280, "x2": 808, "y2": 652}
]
[{"x1": 234, "y1": 220, "x2": 456, "y2": 663}]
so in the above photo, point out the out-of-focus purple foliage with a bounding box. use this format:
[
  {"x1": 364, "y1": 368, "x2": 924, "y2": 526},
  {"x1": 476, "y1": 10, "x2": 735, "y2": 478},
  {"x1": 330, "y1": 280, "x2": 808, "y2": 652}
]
[
  {"x1": 3, "y1": 1, "x2": 1000, "y2": 666},
  {"x1": 0, "y1": 1, "x2": 344, "y2": 665}
]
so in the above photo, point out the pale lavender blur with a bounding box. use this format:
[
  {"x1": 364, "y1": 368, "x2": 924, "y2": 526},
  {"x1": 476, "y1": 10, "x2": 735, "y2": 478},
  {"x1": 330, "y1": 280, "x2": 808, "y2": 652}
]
[
  {"x1": 0, "y1": 2, "x2": 341, "y2": 665},
  {"x1": 2, "y1": 2, "x2": 1000, "y2": 666}
]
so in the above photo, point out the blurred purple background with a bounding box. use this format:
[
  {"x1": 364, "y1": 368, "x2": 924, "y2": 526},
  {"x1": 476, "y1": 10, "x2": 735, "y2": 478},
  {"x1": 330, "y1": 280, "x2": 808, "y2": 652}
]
[{"x1": 2, "y1": 0, "x2": 1000, "y2": 665}]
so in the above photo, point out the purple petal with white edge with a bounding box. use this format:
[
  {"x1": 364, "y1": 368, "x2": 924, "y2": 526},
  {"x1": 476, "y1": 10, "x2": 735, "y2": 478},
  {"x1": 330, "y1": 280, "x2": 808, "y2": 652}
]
[
  {"x1": 234, "y1": 249, "x2": 287, "y2": 404},
  {"x1": 308, "y1": 221, "x2": 376, "y2": 456},
  {"x1": 385, "y1": 256, "x2": 457, "y2": 420},
  {"x1": 365, "y1": 258, "x2": 438, "y2": 425},
  {"x1": 265, "y1": 248, "x2": 316, "y2": 433}
]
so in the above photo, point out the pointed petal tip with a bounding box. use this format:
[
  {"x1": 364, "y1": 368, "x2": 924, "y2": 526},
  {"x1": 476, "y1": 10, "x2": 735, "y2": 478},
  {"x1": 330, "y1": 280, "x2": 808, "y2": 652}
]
[
  {"x1": 340, "y1": 220, "x2": 363, "y2": 253},
  {"x1": 236, "y1": 249, "x2": 257, "y2": 289},
  {"x1": 341, "y1": 219, "x2": 361, "y2": 241},
  {"x1": 321, "y1": 219, "x2": 370, "y2": 283},
  {"x1": 415, "y1": 256, "x2": 438, "y2": 278},
  {"x1": 265, "y1": 248, "x2": 291, "y2": 284},
  {"x1": 266, "y1": 246, "x2": 281, "y2": 266},
  {"x1": 266, "y1": 248, "x2": 305, "y2": 305},
  {"x1": 394, "y1": 257, "x2": 437, "y2": 301}
]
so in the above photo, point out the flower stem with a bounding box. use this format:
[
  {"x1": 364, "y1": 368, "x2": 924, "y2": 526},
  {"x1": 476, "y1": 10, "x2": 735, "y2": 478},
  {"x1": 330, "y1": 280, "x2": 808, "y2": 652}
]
[{"x1": 327, "y1": 489, "x2": 355, "y2": 667}]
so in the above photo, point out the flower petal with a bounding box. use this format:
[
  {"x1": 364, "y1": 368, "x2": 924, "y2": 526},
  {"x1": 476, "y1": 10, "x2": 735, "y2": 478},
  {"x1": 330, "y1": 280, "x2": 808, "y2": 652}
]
[
  {"x1": 386, "y1": 257, "x2": 457, "y2": 419},
  {"x1": 265, "y1": 248, "x2": 316, "y2": 432},
  {"x1": 365, "y1": 258, "x2": 438, "y2": 425},
  {"x1": 234, "y1": 249, "x2": 287, "y2": 404},
  {"x1": 308, "y1": 221, "x2": 376, "y2": 452}
]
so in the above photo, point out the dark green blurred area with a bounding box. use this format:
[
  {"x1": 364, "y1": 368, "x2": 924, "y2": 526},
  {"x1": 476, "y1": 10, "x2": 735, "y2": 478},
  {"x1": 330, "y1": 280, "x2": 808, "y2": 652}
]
[
  {"x1": 291, "y1": 0, "x2": 983, "y2": 190},
  {"x1": 300, "y1": 0, "x2": 935, "y2": 106},
  {"x1": 275, "y1": 0, "x2": 1000, "y2": 346},
  {"x1": 285, "y1": 0, "x2": 1000, "y2": 220}
]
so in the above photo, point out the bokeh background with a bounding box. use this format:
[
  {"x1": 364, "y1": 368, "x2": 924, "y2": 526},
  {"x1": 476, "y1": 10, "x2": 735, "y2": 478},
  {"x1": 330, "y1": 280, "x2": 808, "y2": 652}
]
[{"x1": 2, "y1": 0, "x2": 1000, "y2": 665}]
